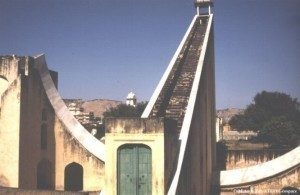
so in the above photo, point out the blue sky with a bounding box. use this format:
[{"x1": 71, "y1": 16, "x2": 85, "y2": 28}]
[{"x1": 0, "y1": 0, "x2": 299, "y2": 109}]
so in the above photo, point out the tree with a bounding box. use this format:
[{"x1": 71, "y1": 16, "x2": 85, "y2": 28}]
[
  {"x1": 257, "y1": 116, "x2": 300, "y2": 149},
  {"x1": 103, "y1": 102, "x2": 148, "y2": 118},
  {"x1": 229, "y1": 91, "x2": 300, "y2": 131},
  {"x1": 229, "y1": 91, "x2": 300, "y2": 148}
]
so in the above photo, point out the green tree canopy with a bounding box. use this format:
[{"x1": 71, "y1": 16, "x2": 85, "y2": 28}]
[
  {"x1": 257, "y1": 116, "x2": 300, "y2": 148},
  {"x1": 103, "y1": 102, "x2": 148, "y2": 118},
  {"x1": 229, "y1": 91, "x2": 300, "y2": 148}
]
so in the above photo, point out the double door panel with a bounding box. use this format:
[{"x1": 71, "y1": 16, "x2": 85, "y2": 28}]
[{"x1": 118, "y1": 145, "x2": 151, "y2": 195}]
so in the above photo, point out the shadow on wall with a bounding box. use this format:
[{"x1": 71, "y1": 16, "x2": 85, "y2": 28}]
[
  {"x1": 216, "y1": 141, "x2": 228, "y2": 170},
  {"x1": 37, "y1": 159, "x2": 52, "y2": 189},
  {"x1": 210, "y1": 141, "x2": 228, "y2": 195},
  {"x1": 33, "y1": 91, "x2": 56, "y2": 190},
  {"x1": 211, "y1": 170, "x2": 220, "y2": 195},
  {"x1": 27, "y1": 69, "x2": 57, "y2": 190}
]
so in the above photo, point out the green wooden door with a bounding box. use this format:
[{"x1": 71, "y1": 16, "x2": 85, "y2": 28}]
[
  {"x1": 118, "y1": 145, "x2": 152, "y2": 195},
  {"x1": 137, "y1": 146, "x2": 152, "y2": 194}
]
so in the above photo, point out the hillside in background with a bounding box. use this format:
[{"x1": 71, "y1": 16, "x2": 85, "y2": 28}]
[
  {"x1": 63, "y1": 98, "x2": 243, "y2": 121},
  {"x1": 63, "y1": 99, "x2": 122, "y2": 117},
  {"x1": 217, "y1": 108, "x2": 244, "y2": 123}
]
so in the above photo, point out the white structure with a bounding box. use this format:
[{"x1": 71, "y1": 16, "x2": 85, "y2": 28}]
[
  {"x1": 216, "y1": 117, "x2": 223, "y2": 142},
  {"x1": 194, "y1": 0, "x2": 213, "y2": 15},
  {"x1": 126, "y1": 92, "x2": 137, "y2": 107},
  {"x1": 68, "y1": 102, "x2": 83, "y2": 116}
]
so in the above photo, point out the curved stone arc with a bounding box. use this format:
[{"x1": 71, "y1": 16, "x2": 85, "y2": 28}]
[
  {"x1": 167, "y1": 14, "x2": 214, "y2": 195},
  {"x1": 34, "y1": 54, "x2": 105, "y2": 162},
  {"x1": 220, "y1": 146, "x2": 300, "y2": 187}
]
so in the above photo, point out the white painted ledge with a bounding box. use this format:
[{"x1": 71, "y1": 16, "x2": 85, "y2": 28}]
[
  {"x1": 220, "y1": 146, "x2": 300, "y2": 187},
  {"x1": 34, "y1": 54, "x2": 105, "y2": 162}
]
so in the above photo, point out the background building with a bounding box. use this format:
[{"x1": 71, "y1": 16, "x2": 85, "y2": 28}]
[{"x1": 126, "y1": 92, "x2": 137, "y2": 107}]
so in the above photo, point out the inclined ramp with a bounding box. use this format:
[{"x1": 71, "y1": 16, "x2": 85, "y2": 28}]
[
  {"x1": 142, "y1": 12, "x2": 300, "y2": 191},
  {"x1": 144, "y1": 15, "x2": 210, "y2": 131},
  {"x1": 142, "y1": 14, "x2": 214, "y2": 194}
]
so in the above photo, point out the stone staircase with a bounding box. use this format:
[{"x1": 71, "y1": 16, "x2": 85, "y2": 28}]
[{"x1": 149, "y1": 16, "x2": 209, "y2": 133}]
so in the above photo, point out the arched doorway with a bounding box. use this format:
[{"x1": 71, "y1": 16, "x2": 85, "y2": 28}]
[
  {"x1": 37, "y1": 159, "x2": 52, "y2": 190},
  {"x1": 64, "y1": 162, "x2": 83, "y2": 191},
  {"x1": 117, "y1": 144, "x2": 152, "y2": 195}
]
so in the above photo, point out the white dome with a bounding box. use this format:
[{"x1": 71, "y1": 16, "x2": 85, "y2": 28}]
[{"x1": 126, "y1": 92, "x2": 136, "y2": 99}]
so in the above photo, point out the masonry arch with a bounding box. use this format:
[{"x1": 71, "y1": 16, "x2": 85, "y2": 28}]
[
  {"x1": 64, "y1": 162, "x2": 83, "y2": 191},
  {"x1": 37, "y1": 158, "x2": 53, "y2": 190},
  {"x1": 117, "y1": 144, "x2": 152, "y2": 195}
]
